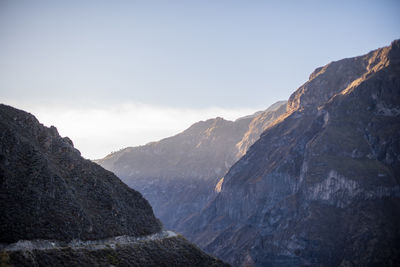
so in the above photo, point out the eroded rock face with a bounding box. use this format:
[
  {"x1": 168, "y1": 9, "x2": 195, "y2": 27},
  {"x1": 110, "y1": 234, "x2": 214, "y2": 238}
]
[
  {"x1": 236, "y1": 101, "x2": 287, "y2": 158},
  {"x1": 96, "y1": 102, "x2": 286, "y2": 233},
  {"x1": 287, "y1": 42, "x2": 392, "y2": 113},
  {"x1": 188, "y1": 40, "x2": 400, "y2": 266},
  {"x1": 0, "y1": 104, "x2": 162, "y2": 243}
]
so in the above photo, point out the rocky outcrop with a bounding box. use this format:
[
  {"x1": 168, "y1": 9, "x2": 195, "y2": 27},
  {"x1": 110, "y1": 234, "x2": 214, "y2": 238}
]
[
  {"x1": 187, "y1": 40, "x2": 400, "y2": 266},
  {"x1": 287, "y1": 43, "x2": 392, "y2": 113},
  {"x1": 96, "y1": 102, "x2": 286, "y2": 234},
  {"x1": 0, "y1": 104, "x2": 228, "y2": 266},
  {"x1": 236, "y1": 101, "x2": 287, "y2": 157}
]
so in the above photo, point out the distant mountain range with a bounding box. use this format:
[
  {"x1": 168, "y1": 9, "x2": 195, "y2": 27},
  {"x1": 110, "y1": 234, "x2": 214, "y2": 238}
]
[
  {"x1": 0, "y1": 104, "x2": 227, "y2": 266},
  {"x1": 98, "y1": 40, "x2": 400, "y2": 266},
  {"x1": 96, "y1": 100, "x2": 287, "y2": 233}
]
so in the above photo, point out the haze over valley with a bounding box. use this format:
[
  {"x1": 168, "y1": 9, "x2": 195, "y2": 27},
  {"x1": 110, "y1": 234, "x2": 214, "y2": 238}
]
[{"x1": 1, "y1": 1, "x2": 400, "y2": 266}]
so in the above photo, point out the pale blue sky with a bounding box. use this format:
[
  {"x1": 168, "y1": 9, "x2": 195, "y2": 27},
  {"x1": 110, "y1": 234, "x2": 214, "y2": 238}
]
[{"x1": 1, "y1": 0, "x2": 399, "y2": 158}]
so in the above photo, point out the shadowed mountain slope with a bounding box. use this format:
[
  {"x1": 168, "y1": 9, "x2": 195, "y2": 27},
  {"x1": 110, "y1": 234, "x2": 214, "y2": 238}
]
[
  {"x1": 0, "y1": 104, "x2": 162, "y2": 243},
  {"x1": 0, "y1": 104, "x2": 228, "y2": 266},
  {"x1": 186, "y1": 40, "x2": 400, "y2": 266}
]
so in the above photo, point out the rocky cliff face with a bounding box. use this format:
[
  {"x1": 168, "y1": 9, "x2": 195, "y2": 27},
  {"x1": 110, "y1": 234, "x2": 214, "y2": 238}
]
[
  {"x1": 187, "y1": 40, "x2": 400, "y2": 266},
  {"x1": 236, "y1": 101, "x2": 287, "y2": 158},
  {"x1": 0, "y1": 104, "x2": 228, "y2": 266},
  {"x1": 96, "y1": 102, "x2": 286, "y2": 233}
]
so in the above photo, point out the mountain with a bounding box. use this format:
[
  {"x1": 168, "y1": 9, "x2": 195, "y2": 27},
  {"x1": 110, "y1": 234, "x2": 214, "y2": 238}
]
[
  {"x1": 96, "y1": 101, "x2": 287, "y2": 233},
  {"x1": 185, "y1": 40, "x2": 400, "y2": 266},
  {"x1": 0, "y1": 104, "x2": 227, "y2": 266},
  {"x1": 236, "y1": 101, "x2": 287, "y2": 158}
]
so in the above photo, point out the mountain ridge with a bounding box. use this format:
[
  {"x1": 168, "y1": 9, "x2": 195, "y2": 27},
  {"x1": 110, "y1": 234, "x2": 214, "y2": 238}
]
[
  {"x1": 96, "y1": 101, "x2": 287, "y2": 234},
  {"x1": 186, "y1": 39, "x2": 400, "y2": 266},
  {"x1": 0, "y1": 103, "x2": 162, "y2": 243},
  {"x1": 0, "y1": 103, "x2": 228, "y2": 266}
]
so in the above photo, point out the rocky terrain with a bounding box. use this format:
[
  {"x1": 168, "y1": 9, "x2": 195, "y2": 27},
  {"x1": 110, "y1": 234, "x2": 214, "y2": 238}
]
[
  {"x1": 0, "y1": 104, "x2": 161, "y2": 243},
  {"x1": 235, "y1": 101, "x2": 287, "y2": 158},
  {"x1": 96, "y1": 101, "x2": 286, "y2": 234},
  {"x1": 1, "y1": 231, "x2": 228, "y2": 267},
  {"x1": 184, "y1": 40, "x2": 400, "y2": 266},
  {"x1": 6, "y1": 40, "x2": 398, "y2": 267},
  {"x1": 0, "y1": 104, "x2": 227, "y2": 266}
]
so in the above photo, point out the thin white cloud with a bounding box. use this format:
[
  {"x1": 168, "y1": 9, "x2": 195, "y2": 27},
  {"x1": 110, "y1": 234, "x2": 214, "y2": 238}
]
[{"x1": 2, "y1": 100, "x2": 259, "y2": 159}]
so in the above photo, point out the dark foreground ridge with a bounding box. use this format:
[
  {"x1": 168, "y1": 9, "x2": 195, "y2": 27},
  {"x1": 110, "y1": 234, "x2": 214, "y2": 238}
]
[
  {"x1": 0, "y1": 104, "x2": 228, "y2": 266},
  {"x1": 0, "y1": 103, "x2": 161, "y2": 243}
]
